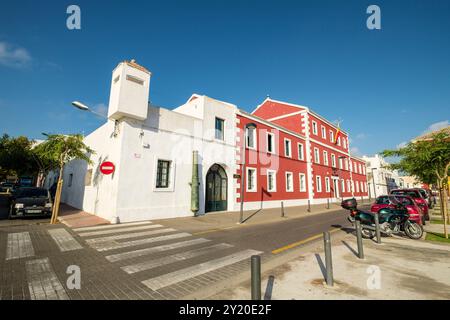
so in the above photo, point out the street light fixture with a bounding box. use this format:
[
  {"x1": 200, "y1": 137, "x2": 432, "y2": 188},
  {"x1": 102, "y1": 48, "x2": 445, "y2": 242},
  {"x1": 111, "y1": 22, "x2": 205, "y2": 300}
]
[
  {"x1": 71, "y1": 101, "x2": 107, "y2": 119},
  {"x1": 239, "y1": 122, "x2": 257, "y2": 224}
]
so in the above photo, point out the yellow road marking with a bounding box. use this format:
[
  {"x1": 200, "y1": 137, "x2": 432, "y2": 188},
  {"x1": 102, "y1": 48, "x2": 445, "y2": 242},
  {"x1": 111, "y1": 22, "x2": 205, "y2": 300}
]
[{"x1": 271, "y1": 228, "x2": 340, "y2": 255}]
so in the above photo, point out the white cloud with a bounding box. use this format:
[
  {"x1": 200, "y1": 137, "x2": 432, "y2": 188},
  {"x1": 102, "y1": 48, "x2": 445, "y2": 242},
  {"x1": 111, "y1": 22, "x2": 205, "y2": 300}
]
[
  {"x1": 350, "y1": 146, "x2": 362, "y2": 156},
  {"x1": 422, "y1": 120, "x2": 449, "y2": 135},
  {"x1": 396, "y1": 141, "x2": 407, "y2": 149},
  {"x1": 0, "y1": 42, "x2": 32, "y2": 68},
  {"x1": 356, "y1": 133, "x2": 367, "y2": 139}
]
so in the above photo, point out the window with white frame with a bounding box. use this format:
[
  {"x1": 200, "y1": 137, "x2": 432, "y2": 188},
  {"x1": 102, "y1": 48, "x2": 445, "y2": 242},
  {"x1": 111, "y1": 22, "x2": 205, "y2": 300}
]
[
  {"x1": 337, "y1": 136, "x2": 341, "y2": 146},
  {"x1": 347, "y1": 180, "x2": 351, "y2": 192},
  {"x1": 314, "y1": 147, "x2": 320, "y2": 164},
  {"x1": 321, "y1": 126, "x2": 326, "y2": 139},
  {"x1": 330, "y1": 130, "x2": 334, "y2": 143},
  {"x1": 351, "y1": 181, "x2": 355, "y2": 192},
  {"x1": 316, "y1": 175, "x2": 322, "y2": 192},
  {"x1": 331, "y1": 154, "x2": 336, "y2": 168},
  {"x1": 285, "y1": 172, "x2": 293, "y2": 192},
  {"x1": 284, "y1": 139, "x2": 292, "y2": 157},
  {"x1": 312, "y1": 121, "x2": 318, "y2": 135},
  {"x1": 360, "y1": 181, "x2": 364, "y2": 193},
  {"x1": 362, "y1": 165, "x2": 366, "y2": 175},
  {"x1": 267, "y1": 170, "x2": 276, "y2": 192},
  {"x1": 339, "y1": 157, "x2": 343, "y2": 169},
  {"x1": 341, "y1": 179, "x2": 345, "y2": 192},
  {"x1": 325, "y1": 177, "x2": 330, "y2": 192},
  {"x1": 246, "y1": 126, "x2": 257, "y2": 149},
  {"x1": 299, "y1": 173, "x2": 306, "y2": 192},
  {"x1": 356, "y1": 181, "x2": 360, "y2": 192},
  {"x1": 215, "y1": 117, "x2": 224, "y2": 140},
  {"x1": 156, "y1": 160, "x2": 171, "y2": 188},
  {"x1": 345, "y1": 158, "x2": 348, "y2": 170},
  {"x1": 298, "y1": 143, "x2": 304, "y2": 160},
  {"x1": 247, "y1": 167, "x2": 257, "y2": 192},
  {"x1": 349, "y1": 161, "x2": 353, "y2": 172},
  {"x1": 359, "y1": 163, "x2": 362, "y2": 174},
  {"x1": 323, "y1": 151, "x2": 328, "y2": 166},
  {"x1": 343, "y1": 138, "x2": 347, "y2": 149},
  {"x1": 267, "y1": 132, "x2": 275, "y2": 153}
]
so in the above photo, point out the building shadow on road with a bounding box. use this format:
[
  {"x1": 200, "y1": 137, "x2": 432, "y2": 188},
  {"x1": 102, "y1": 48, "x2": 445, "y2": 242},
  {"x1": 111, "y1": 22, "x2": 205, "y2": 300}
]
[{"x1": 263, "y1": 275, "x2": 275, "y2": 300}]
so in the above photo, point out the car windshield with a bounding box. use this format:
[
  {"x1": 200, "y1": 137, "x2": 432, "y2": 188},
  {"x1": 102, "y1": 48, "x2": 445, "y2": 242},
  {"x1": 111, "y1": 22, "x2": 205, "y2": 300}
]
[
  {"x1": 15, "y1": 188, "x2": 48, "y2": 198},
  {"x1": 392, "y1": 196, "x2": 414, "y2": 206},
  {"x1": 375, "y1": 196, "x2": 390, "y2": 205},
  {"x1": 391, "y1": 190, "x2": 419, "y2": 198},
  {"x1": 418, "y1": 189, "x2": 428, "y2": 198}
]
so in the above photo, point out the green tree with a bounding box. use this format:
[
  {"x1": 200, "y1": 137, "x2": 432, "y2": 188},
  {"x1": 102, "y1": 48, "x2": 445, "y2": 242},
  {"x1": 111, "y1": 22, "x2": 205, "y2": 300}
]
[
  {"x1": 0, "y1": 134, "x2": 39, "y2": 179},
  {"x1": 381, "y1": 131, "x2": 450, "y2": 238},
  {"x1": 35, "y1": 134, "x2": 94, "y2": 224}
]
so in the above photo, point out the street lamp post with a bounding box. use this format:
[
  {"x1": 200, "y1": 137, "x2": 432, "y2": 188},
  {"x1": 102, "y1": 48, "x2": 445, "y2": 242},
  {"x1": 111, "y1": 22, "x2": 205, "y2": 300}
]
[
  {"x1": 239, "y1": 123, "x2": 257, "y2": 224},
  {"x1": 72, "y1": 101, "x2": 108, "y2": 119}
]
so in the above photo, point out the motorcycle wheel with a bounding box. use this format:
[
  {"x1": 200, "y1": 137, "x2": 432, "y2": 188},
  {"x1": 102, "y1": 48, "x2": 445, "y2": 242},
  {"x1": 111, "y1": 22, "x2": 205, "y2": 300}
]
[
  {"x1": 361, "y1": 228, "x2": 375, "y2": 239},
  {"x1": 404, "y1": 221, "x2": 424, "y2": 240}
]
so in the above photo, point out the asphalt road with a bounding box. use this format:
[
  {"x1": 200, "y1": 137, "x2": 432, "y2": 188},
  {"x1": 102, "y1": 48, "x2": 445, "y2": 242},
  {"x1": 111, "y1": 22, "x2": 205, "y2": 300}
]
[{"x1": 186, "y1": 207, "x2": 365, "y2": 254}]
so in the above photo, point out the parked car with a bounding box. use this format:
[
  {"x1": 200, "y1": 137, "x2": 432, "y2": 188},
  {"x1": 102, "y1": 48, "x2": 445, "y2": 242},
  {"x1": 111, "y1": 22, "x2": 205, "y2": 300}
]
[
  {"x1": 0, "y1": 182, "x2": 17, "y2": 193},
  {"x1": 371, "y1": 195, "x2": 424, "y2": 225},
  {"x1": 8, "y1": 187, "x2": 53, "y2": 219},
  {"x1": 390, "y1": 189, "x2": 429, "y2": 221},
  {"x1": 419, "y1": 188, "x2": 436, "y2": 209}
]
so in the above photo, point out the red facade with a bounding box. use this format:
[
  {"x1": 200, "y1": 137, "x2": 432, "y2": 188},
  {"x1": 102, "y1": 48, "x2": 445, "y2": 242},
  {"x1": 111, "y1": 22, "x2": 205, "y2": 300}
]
[{"x1": 236, "y1": 98, "x2": 368, "y2": 207}]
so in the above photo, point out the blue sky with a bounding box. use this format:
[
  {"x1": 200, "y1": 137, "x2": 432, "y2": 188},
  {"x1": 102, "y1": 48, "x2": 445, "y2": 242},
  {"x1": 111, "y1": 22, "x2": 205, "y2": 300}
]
[{"x1": 0, "y1": 0, "x2": 449, "y2": 156}]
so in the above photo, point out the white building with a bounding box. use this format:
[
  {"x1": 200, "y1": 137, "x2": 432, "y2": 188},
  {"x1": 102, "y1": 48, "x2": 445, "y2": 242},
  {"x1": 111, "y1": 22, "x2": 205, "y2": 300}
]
[
  {"x1": 363, "y1": 154, "x2": 402, "y2": 198},
  {"x1": 46, "y1": 60, "x2": 240, "y2": 223}
]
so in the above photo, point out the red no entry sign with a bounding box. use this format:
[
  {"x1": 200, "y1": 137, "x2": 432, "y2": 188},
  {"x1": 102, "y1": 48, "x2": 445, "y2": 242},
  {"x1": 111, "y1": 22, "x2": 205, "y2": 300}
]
[{"x1": 100, "y1": 161, "x2": 115, "y2": 175}]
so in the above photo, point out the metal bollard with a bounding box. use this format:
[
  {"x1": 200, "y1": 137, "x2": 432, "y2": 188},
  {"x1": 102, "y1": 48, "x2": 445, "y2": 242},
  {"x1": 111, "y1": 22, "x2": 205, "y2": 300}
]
[
  {"x1": 327, "y1": 198, "x2": 330, "y2": 209},
  {"x1": 374, "y1": 213, "x2": 381, "y2": 244},
  {"x1": 251, "y1": 255, "x2": 261, "y2": 300},
  {"x1": 307, "y1": 200, "x2": 311, "y2": 212},
  {"x1": 281, "y1": 201, "x2": 285, "y2": 218},
  {"x1": 355, "y1": 220, "x2": 364, "y2": 259},
  {"x1": 323, "y1": 232, "x2": 334, "y2": 286}
]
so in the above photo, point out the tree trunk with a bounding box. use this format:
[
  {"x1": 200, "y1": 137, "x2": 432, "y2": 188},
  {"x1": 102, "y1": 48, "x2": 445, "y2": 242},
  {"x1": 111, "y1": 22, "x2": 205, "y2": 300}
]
[
  {"x1": 50, "y1": 162, "x2": 64, "y2": 224},
  {"x1": 439, "y1": 184, "x2": 448, "y2": 239}
]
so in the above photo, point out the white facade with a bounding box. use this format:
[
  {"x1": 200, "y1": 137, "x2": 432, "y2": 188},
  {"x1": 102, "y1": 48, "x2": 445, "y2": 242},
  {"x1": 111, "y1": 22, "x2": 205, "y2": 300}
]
[
  {"x1": 363, "y1": 154, "x2": 401, "y2": 198},
  {"x1": 53, "y1": 60, "x2": 240, "y2": 223}
]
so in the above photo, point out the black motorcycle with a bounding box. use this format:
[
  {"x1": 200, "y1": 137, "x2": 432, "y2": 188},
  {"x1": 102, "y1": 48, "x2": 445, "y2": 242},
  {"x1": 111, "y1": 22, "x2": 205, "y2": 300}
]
[{"x1": 341, "y1": 198, "x2": 424, "y2": 240}]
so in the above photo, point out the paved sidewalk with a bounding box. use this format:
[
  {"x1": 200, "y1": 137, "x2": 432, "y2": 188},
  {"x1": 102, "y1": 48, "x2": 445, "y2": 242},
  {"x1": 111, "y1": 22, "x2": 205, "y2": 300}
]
[
  {"x1": 213, "y1": 232, "x2": 450, "y2": 300},
  {"x1": 58, "y1": 204, "x2": 110, "y2": 228}
]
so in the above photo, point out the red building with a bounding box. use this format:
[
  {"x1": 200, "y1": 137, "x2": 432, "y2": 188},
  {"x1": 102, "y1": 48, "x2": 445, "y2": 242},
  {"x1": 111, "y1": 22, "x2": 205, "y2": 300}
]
[{"x1": 235, "y1": 98, "x2": 368, "y2": 209}]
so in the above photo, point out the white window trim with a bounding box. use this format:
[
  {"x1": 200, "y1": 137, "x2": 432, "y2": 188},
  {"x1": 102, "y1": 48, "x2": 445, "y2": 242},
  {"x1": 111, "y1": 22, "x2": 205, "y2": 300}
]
[
  {"x1": 297, "y1": 142, "x2": 304, "y2": 160},
  {"x1": 246, "y1": 167, "x2": 257, "y2": 192},
  {"x1": 325, "y1": 177, "x2": 330, "y2": 192},
  {"x1": 266, "y1": 132, "x2": 275, "y2": 154},
  {"x1": 153, "y1": 157, "x2": 176, "y2": 192},
  {"x1": 266, "y1": 169, "x2": 277, "y2": 192},
  {"x1": 347, "y1": 180, "x2": 351, "y2": 192},
  {"x1": 316, "y1": 175, "x2": 322, "y2": 192},
  {"x1": 312, "y1": 121, "x2": 318, "y2": 135},
  {"x1": 246, "y1": 126, "x2": 257, "y2": 150},
  {"x1": 285, "y1": 171, "x2": 294, "y2": 192},
  {"x1": 314, "y1": 147, "x2": 320, "y2": 164},
  {"x1": 321, "y1": 126, "x2": 326, "y2": 139},
  {"x1": 341, "y1": 179, "x2": 345, "y2": 192},
  {"x1": 284, "y1": 138, "x2": 292, "y2": 158},
  {"x1": 330, "y1": 130, "x2": 334, "y2": 143},
  {"x1": 323, "y1": 151, "x2": 328, "y2": 166},
  {"x1": 214, "y1": 117, "x2": 225, "y2": 142},
  {"x1": 299, "y1": 173, "x2": 306, "y2": 192},
  {"x1": 331, "y1": 154, "x2": 336, "y2": 168}
]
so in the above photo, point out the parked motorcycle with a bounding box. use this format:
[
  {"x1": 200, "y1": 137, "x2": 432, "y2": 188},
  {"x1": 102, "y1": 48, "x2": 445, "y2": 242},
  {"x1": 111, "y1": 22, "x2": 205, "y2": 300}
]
[{"x1": 341, "y1": 198, "x2": 424, "y2": 240}]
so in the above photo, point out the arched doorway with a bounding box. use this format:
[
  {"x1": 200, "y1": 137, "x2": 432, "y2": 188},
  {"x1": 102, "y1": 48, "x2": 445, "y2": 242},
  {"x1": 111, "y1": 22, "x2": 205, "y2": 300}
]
[{"x1": 205, "y1": 164, "x2": 228, "y2": 213}]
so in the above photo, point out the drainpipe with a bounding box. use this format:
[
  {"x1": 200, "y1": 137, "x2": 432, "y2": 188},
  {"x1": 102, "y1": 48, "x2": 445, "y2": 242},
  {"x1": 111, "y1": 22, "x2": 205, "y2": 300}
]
[{"x1": 190, "y1": 150, "x2": 200, "y2": 216}]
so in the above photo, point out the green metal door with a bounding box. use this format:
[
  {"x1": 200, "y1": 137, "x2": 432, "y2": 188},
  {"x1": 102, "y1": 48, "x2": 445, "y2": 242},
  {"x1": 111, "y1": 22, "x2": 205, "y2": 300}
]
[{"x1": 205, "y1": 164, "x2": 227, "y2": 213}]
